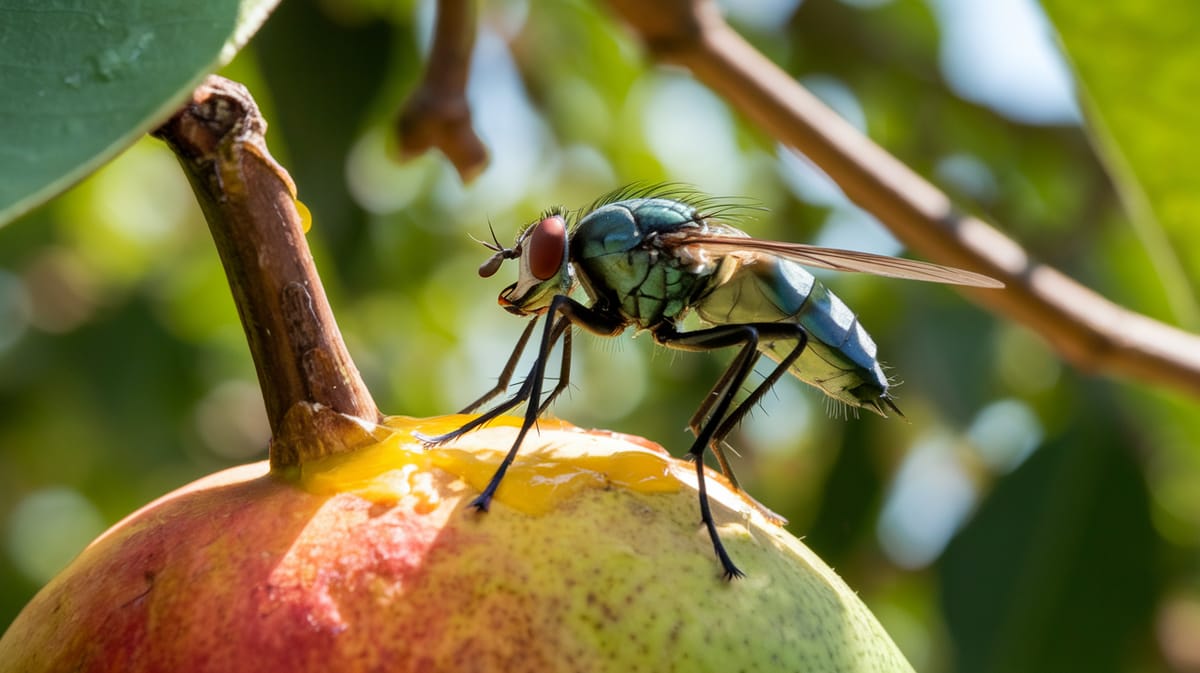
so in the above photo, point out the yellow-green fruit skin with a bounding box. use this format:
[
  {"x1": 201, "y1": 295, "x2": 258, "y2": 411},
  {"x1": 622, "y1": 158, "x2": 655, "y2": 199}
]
[{"x1": 0, "y1": 417, "x2": 913, "y2": 673}]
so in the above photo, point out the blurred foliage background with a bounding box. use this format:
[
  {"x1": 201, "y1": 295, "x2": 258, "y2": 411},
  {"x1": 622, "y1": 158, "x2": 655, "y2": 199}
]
[{"x1": 2, "y1": 0, "x2": 1199, "y2": 671}]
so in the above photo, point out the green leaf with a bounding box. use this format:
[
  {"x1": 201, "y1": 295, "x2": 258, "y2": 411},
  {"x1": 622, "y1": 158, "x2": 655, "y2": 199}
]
[
  {"x1": 1041, "y1": 2, "x2": 1200, "y2": 327},
  {"x1": 939, "y1": 389, "x2": 1158, "y2": 673},
  {"x1": 0, "y1": 0, "x2": 279, "y2": 226}
]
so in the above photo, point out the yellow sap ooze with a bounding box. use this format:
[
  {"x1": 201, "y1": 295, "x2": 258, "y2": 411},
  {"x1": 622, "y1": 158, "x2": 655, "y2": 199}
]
[
  {"x1": 0, "y1": 414, "x2": 914, "y2": 673},
  {"x1": 294, "y1": 197, "x2": 313, "y2": 233},
  {"x1": 299, "y1": 416, "x2": 683, "y2": 515}
]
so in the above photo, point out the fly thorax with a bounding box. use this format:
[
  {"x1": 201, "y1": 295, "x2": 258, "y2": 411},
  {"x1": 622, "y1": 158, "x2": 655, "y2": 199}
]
[
  {"x1": 570, "y1": 198, "x2": 725, "y2": 326},
  {"x1": 573, "y1": 245, "x2": 700, "y2": 326}
]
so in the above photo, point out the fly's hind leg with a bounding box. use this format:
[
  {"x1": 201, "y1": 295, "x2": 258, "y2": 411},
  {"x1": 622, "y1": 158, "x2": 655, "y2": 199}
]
[
  {"x1": 653, "y1": 322, "x2": 810, "y2": 579},
  {"x1": 688, "y1": 359, "x2": 746, "y2": 490},
  {"x1": 686, "y1": 331, "x2": 809, "y2": 495},
  {"x1": 709, "y1": 333, "x2": 809, "y2": 468},
  {"x1": 709, "y1": 332, "x2": 808, "y2": 527}
]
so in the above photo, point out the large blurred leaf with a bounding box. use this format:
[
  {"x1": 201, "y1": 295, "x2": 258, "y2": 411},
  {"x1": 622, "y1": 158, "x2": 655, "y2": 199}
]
[
  {"x1": 0, "y1": 0, "x2": 279, "y2": 226},
  {"x1": 252, "y1": 0, "x2": 394, "y2": 266},
  {"x1": 939, "y1": 389, "x2": 1158, "y2": 673},
  {"x1": 1042, "y1": 2, "x2": 1200, "y2": 326}
]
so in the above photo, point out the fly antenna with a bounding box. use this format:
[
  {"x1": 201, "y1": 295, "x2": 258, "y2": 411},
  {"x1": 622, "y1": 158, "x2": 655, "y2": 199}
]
[
  {"x1": 468, "y1": 220, "x2": 506, "y2": 253},
  {"x1": 473, "y1": 219, "x2": 519, "y2": 278}
]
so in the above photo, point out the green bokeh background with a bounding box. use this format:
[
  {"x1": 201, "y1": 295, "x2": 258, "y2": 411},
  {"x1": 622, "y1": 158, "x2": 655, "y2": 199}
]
[{"x1": 2, "y1": 1, "x2": 1198, "y2": 671}]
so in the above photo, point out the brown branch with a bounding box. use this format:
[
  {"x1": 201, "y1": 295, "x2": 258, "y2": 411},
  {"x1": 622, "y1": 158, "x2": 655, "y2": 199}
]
[
  {"x1": 602, "y1": 0, "x2": 1200, "y2": 399},
  {"x1": 395, "y1": 0, "x2": 489, "y2": 181},
  {"x1": 153, "y1": 76, "x2": 383, "y2": 468}
]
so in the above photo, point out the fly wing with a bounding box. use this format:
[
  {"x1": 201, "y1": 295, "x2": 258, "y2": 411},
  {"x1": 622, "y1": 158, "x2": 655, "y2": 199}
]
[{"x1": 680, "y1": 236, "x2": 1004, "y2": 288}]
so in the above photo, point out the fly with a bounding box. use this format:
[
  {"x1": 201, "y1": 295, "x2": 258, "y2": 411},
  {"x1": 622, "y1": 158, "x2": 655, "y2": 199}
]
[{"x1": 418, "y1": 184, "x2": 1003, "y2": 579}]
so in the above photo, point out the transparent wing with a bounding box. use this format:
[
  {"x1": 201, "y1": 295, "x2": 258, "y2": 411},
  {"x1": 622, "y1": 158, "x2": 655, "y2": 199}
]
[{"x1": 683, "y1": 236, "x2": 1005, "y2": 288}]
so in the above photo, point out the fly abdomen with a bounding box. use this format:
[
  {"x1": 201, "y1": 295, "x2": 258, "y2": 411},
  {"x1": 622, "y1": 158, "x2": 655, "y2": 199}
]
[
  {"x1": 696, "y1": 255, "x2": 892, "y2": 413},
  {"x1": 784, "y1": 272, "x2": 892, "y2": 413}
]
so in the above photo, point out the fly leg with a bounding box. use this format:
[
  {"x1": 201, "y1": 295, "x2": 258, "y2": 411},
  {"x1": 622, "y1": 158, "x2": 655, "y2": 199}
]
[
  {"x1": 468, "y1": 295, "x2": 626, "y2": 511},
  {"x1": 652, "y1": 322, "x2": 809, "y2": 580},
  {"x1": 457, "y1": 317, "x2": 540, "y2": 414},
  {"x1": 688, "y1": 360, "x2": 746, "y2": 489},
  {"x1": 537, "y1": 325, "x2": 573, "y2": 416},
  {"x1": 700, "y1": 332, "x2": 809, "y2": 527},
  {"x1": 416, "y1": 315, "x2": 564, "y2": 446},
  {"x1": 456, "y1": 318, "x2": 573, "y2": 417},
  {"x1": 698, "y1": 332, "x2": 811, "y2": 490},
  {"x1": 422, "y1": 295, "x2": 626, "y2": 511}
]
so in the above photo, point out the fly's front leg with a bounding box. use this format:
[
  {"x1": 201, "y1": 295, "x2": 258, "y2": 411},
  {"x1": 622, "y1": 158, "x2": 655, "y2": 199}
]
[
  {"x1": 450, "y1": 316, "x2": 572, "y2": 424},
  {"x1": 458, "y1": 317, "x2": 540, "y2": 414},
  {"x1": 537, "y1": 322, "x2": 573, "y2": 416},
  {"x1": 652, "y1": 321, "x2": 810, "y2": 579},
  {"x1": 470, "y1": 296, "x2": 627, "y2": 512},
  {"x1": 417, "y1": 320, "x2": 566, "y2": 449}
]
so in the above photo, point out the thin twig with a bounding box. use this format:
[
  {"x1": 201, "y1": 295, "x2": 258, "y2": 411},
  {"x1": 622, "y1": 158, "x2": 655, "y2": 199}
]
[
  {"x1": 395, "y1": 0, "x2": 488, "y2": 181},
  {"x1": 601, "y1": 0, "x2": 1200, "y2": 399},
  {"x1": 153, "y1": 76, "x2": 382, "y2": 467}
]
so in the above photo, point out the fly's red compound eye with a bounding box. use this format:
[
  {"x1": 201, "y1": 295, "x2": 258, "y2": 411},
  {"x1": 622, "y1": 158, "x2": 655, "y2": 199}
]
[{"x1": 527, "y1": 215, "x2": 566, "y2": 281}]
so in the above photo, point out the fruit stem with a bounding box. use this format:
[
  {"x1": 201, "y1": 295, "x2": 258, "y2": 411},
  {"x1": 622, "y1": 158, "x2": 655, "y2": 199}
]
[{"x1": 152, "y1": 75, "x2": 382, "y2": 468}]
